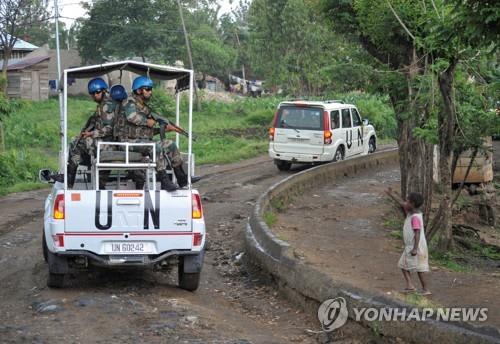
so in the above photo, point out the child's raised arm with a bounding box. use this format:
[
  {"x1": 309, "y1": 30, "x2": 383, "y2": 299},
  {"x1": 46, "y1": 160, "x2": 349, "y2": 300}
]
[{"x1": 385, "y1": 187, "x2": 406, "y2": 215}]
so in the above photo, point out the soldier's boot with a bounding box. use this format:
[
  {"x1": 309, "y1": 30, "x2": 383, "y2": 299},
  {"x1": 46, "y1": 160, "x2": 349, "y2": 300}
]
[
  {"x1": 173, "y1": 165, "x2": 202, "y2": 187},
  {"x1": 67, "y1": 162, "x2": 78, "y2": 189},
  {"x1": 173, "y1": 165, "x2": 188, "y2": 188},
  {"x1": 135, "y1": 180, "x2": 145, "y2": 190},
  {"x1": 98, "y1": 171, "x2": 109, "y2": 190},
  {"x1": 158, "y1": 170, "x2": 177, "y2": 192}
]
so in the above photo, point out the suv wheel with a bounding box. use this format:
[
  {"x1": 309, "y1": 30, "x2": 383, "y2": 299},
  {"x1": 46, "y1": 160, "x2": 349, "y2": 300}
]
[
  {"x1": 333, "y1": 146, "x2": 344, "y2": 162},
  {"x1": 275, "y1": 160, "x2": 292, "y2": 171},
  {"x1": 368, "y1": 137, "x2": 376, "y2": 154}
]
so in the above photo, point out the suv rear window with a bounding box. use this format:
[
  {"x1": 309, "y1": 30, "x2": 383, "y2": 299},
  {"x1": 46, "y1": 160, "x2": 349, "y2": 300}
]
[{"x1": 276, "y1": 106, "x2": 323, "y2": 130}]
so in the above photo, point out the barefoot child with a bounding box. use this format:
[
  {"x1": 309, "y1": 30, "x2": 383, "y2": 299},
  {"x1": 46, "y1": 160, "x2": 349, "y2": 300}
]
[{"x1": 386, "y1": 189, "x2": 431, "y2": 295}]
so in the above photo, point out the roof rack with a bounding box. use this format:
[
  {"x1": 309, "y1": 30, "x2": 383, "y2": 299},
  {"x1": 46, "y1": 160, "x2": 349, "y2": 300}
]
[
  {"x1": 283, "y1": 97, "x2": 309, "y2": 101},
  {"x1": 324, "y1": 99, "x2": 344, "y2": 104}
]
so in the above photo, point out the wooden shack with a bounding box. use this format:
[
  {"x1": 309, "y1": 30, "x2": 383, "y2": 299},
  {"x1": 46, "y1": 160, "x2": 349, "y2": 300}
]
[
  {"x1": 6, "y1": 55, "x2": 50, "y2": 101},
  {"x1": 453, "y1": 137, "x2": 494, "y2": 184}
]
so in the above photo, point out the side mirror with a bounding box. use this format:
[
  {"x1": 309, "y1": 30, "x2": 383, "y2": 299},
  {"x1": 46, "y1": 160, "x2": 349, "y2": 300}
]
[
  {"x1": 362, "y1": 119, "x2": 369, "y2": 126},
  {"x1": 39, "y1": 169, "x2": 53, "y2": 183}
]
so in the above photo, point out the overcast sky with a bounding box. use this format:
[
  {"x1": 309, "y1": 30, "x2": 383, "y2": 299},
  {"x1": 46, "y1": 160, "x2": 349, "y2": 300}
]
[{"x1": 52, "y1": 0, "x2": 235, "y2": 26}]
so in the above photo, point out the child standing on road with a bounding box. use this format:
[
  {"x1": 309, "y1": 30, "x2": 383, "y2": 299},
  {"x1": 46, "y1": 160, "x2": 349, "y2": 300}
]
[{"x1": 386, "y1": 189, "x2": 431, "y2": 295}]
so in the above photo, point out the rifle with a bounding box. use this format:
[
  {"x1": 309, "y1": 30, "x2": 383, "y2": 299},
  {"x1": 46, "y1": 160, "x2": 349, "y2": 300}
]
[
  {"x1": 73, "y1": 115, "x2": 96, "y2": 147},
  {"x1": 145, "y1": 106, "x2": 196, "y2": 142}
]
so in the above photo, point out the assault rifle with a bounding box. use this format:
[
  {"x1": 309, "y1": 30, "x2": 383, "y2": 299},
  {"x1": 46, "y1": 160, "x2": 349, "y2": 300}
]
[
  {"x1": 73, "y1": 115, "x2": 96, "y2": 149},
  {"x1": 148, "y1": 110, "x2": 196, "y2": 142}
]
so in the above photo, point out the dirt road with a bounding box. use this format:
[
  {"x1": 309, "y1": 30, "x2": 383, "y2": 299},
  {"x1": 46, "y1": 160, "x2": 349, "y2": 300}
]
[{"x1": 0, "y1": 157, "x2": 324, "y2": 344}]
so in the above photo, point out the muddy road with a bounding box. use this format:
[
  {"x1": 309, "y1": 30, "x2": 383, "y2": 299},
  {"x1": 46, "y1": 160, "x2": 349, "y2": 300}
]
[{"x1": 0, "y1": 156, "x2": 325, "y2": 344}]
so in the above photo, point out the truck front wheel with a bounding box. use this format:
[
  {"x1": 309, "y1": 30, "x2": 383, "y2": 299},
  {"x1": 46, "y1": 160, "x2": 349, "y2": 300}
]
[{"x1": 42, "y1": 232, "x2": 48, "y2": 263}]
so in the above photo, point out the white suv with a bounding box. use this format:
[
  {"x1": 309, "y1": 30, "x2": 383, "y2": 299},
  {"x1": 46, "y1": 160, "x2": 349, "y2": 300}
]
[{"x1": 268, "y1": 100, "x2": 376, "y2": 171}]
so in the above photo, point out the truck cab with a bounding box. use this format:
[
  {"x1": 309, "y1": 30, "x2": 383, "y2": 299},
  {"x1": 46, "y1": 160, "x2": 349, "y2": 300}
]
[
  {"x1": 40, "y1": 61, "x2": 205, "y2": 291},
  {"x1": 268, "y1": 100, "x2": 377, "y2": 171}
]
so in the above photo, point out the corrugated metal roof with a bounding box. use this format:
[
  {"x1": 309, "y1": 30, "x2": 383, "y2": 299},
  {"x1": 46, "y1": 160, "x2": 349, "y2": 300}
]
[
  {"x1": 1, "y1": 32, "x2": 39, "y2": 50},
  {"x1": 7, "y1": 55, "x2": 49, "y2": 71}
]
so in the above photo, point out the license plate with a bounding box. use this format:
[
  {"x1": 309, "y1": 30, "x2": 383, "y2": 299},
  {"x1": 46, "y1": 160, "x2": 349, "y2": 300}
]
[{"x1": 104, "y1": 242, "x2": 153, "y2": 254}]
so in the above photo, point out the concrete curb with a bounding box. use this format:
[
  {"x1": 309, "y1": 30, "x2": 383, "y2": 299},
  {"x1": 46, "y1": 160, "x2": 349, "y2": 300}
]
[{"x1": 245, "y1": 150, "x2": 500, "y2": 343}]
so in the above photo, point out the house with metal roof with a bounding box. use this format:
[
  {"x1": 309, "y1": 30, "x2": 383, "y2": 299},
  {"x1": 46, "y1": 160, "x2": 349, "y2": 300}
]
[
  {"x1": 0, "y1": 33, "x2": 39, "y2": 69},
  {"x1": 6, "y1": 55, "x2": 49, "y2": 100}
]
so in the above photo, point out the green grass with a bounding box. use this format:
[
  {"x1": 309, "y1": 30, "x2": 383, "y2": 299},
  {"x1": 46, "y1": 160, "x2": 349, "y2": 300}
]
[
  {"x1": 384, "y1": 216, "x2": 404, "y2": 231},
  {"x1": 389, "y1": 230, "x2": 403, "y2": 240},
  {"x1": 394, "y1": 292, "x2": 440, "y2": 309},
  {"x1": 264, "y1": 212, "x2": 277, "y2": 227},
  {"x1": 0, "y1": 182, "x2": 51, "y2": 196},
  {"x1": 468, "y1": 241, "x2": 500, "y2": 260},
  {"x1": 430, "y1": 251, "x2": 472, "y2": 272}
]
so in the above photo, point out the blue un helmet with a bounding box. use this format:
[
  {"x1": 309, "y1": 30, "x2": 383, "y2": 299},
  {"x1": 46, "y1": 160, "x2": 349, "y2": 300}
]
[
  {"x1": 110, "y1": 84, "x2": 128, "y2": 101},
  {"x1": 87, "y1": 78, "x2": 108, "y2": 94},
  {"x1": 132, "y1": 76, "x2": 154, "y2": 92}
]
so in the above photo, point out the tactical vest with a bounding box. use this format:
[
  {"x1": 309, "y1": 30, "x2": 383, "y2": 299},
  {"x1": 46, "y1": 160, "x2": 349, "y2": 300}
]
[
  {"x1": 95, "y1": 100, "x2": 116, "y2": 140},
  {"x1": 114, "y1": 98, "x2": 155, "y2": 140}
]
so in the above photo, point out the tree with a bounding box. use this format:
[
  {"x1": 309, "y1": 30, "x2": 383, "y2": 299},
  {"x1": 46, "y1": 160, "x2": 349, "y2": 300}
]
[
  {"x1": 0, "y1": 0, "x2": 49, "y2": 86},
  {"x1": 77, "y1": 0, "x2": 183, "y2": 63},
  {"x1": 321, "y1": 1, "x2": 435, "y2": 224},
  {"x1": 247, "y1": 0, "x2": 368, "y2": 95},
  {"x1": 321, "y1": 0, "x2": 499, "y2": 250}
]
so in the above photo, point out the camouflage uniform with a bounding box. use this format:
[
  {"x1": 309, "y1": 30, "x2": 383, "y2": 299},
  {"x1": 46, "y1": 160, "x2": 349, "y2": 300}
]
[
  {"x1": 67, "y1": 96, "x2": 117, "y2": 188},
  {"x1": 116, "y1": 94, "x2": 183, "y2": 171}
]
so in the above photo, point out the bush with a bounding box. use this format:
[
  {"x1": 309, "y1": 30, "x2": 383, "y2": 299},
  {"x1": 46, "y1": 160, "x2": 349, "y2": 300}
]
[{"x1": 0, "y1": 149, "x2": 56, "y2": 189}]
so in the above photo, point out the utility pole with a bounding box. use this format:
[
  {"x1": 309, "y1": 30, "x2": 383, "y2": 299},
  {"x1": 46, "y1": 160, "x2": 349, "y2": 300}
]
[
  {"x1": 234, "y1": 31, "x2": 246, "y2": 93},
  {"x1": 177, "y1": 0, "x2": 200, "y2": 111},
  {"x1": 54, "y1": 0, "x2": 64, "y2": 172}
]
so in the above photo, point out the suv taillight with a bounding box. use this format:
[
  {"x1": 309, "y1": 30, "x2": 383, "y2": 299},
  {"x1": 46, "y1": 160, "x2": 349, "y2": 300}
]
[
  {"x1": 323, "y1": 110, "x2": 332, "y2": 144},
  {"x1": 269, "y1": 110, "x2": 279, "y2": 141},
  {"x1": 54, "y1": 194, "x2": 65, "y2": 219},
  {"x1": 192, "y1": 193, "x2": 203, "y2": 219},
  {"x1": 324, "y1": 130, "x2": 332, "y2": 144},
  {"x1": 269, "y1": 127, "x2": 275, "y2": 141}
]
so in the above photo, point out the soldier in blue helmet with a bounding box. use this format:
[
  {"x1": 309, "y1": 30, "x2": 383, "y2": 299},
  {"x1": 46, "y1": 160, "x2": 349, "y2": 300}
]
[
  {"x1": 110, "y1": 84, "x2": 128, "y2": 102},
  {"x1": 67, "y1": 77, "x2": 117, "y2": 189},
  {"x1": 114, "y1": 76, "x2": 188, "y2": 191}
]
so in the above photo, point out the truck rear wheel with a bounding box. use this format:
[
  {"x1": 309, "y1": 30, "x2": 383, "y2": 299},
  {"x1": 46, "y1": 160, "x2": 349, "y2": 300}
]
[
  {"x1": 47, "y1": 272, "x2": 65, "y2": 288},
  {"x1": 178, "y1": 257, "x2": 201, "y2": 291},
  {"x1": 275, "y1": 159, "x2": 292, "y2": 171},
  {"x1": 46, "y1": 249, "x2": 68, "y2": 288}
]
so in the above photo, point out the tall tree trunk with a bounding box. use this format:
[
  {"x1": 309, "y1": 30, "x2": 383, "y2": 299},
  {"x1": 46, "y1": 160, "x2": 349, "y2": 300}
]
[
  {"x1": 392, "y1": 48, "x2": 434, "y2": 224},
  {"x1": 1, "y1": 47, "x2": 12, "y2": 93},
  {"x1": 430, "y1": 61, "x2": 458, "y2": 251}
]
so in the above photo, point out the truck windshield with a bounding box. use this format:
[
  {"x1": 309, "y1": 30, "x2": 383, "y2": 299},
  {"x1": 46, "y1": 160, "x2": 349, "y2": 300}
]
[{"x1": 277, "y1": 106, "x2": 323, "y2": 131}]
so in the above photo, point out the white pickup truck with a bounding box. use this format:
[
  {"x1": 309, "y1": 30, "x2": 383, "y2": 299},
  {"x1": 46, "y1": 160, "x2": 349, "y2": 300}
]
[
  {"x1": 40, "y1": 61, "x2": 205, "y2": 291},
  {"x1": 268, "y1": 100, "x2": 377, "y2": 171}
]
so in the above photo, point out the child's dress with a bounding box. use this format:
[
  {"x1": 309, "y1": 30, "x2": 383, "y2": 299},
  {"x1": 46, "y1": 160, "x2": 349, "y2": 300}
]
[{"x1": 397, "y1": 212, "x2": 429, "y2": 272}]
